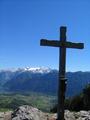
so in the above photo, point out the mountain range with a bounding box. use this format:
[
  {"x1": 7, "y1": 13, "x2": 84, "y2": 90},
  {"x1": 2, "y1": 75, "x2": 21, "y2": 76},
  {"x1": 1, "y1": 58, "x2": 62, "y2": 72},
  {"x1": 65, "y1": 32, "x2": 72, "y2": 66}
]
[{"x1": 0, "y1": 67, "x2": 90, "y2": 97}]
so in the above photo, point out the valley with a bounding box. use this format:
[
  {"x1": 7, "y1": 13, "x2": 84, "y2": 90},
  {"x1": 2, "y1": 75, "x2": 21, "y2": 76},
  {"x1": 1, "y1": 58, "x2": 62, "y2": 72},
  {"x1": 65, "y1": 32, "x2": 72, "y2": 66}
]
[{"x1": 0, "y1": 92, "x2": 56, "y2": 112}]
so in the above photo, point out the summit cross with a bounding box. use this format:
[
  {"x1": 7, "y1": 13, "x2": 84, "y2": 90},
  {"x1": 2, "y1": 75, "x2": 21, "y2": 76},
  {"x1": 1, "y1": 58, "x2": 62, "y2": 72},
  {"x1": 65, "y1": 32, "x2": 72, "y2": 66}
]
[{"x1": 40, "y1": 26, "x2": 84, "y2": 120}]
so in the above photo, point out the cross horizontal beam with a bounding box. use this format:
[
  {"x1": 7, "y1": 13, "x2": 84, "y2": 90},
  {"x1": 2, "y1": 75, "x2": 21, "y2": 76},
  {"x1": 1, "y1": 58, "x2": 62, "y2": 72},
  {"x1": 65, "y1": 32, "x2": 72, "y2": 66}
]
[{"x1": 40, "y1": 39, "x2": 84, "y2": 49}]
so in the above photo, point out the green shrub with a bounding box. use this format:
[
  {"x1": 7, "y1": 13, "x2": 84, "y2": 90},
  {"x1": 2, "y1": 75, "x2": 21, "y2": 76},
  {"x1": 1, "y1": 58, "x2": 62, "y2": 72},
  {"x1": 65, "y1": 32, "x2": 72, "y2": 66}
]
[
  {"x1": 83, "y1": 84, "x2": 90, "y2": 110},
  {"x1": 69, "y1": 94, "x2": 84, "y2": 111}
]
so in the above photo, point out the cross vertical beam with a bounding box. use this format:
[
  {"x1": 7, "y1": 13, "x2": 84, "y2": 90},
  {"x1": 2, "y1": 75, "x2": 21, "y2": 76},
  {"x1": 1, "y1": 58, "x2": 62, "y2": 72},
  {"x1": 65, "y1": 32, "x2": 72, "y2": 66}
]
[
  {"x1": 40, "y1": 26, "x2": 84, "y2": 120},
  {"x1": 57, "y1": 27, "x2": 67, "y2": 120}
]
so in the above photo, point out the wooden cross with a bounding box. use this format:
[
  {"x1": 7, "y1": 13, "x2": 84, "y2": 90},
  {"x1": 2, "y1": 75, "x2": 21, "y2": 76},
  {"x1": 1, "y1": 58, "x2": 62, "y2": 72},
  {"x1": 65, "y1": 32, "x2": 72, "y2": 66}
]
[{"x1": 40, "y1": 26, "x2": 84, "y2": 120}]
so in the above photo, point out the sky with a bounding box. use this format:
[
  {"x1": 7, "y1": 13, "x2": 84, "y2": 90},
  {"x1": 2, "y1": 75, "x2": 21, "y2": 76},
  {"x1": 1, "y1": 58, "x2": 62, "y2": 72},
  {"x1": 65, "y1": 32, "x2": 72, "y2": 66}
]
[{"x1": 0, "y1": 0, "x2": 90, "y2": 71}]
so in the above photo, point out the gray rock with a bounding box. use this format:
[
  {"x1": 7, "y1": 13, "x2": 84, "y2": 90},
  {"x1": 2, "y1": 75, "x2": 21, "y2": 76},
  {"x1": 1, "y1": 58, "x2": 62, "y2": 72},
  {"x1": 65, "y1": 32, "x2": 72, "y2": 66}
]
[
  {"x1": 12, "y1": 105, "x2": 90, "y2": 120},
  {"x1": 12, "y1": 105, "x2": 48, "y2": 120},
  {"x1": 0, "y1": 111, "x2": 12, "y2": 120}
]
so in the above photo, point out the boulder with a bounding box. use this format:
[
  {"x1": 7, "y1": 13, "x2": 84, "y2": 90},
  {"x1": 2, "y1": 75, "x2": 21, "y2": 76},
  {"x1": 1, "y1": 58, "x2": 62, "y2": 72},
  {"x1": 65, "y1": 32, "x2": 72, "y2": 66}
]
[{"x1": 12, "y1": 105, "x2": 48, "y2": 120}]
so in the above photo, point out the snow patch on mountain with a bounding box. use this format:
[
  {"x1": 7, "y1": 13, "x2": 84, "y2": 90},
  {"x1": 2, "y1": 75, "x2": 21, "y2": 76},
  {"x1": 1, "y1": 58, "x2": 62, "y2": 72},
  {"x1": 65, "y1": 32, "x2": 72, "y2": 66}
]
[
  {"x1": 24, "y1": 67, "x2": 52, "y2": 73},
  {"x1": 0, "y1": 67, "x2": 53, "y2": 74}
]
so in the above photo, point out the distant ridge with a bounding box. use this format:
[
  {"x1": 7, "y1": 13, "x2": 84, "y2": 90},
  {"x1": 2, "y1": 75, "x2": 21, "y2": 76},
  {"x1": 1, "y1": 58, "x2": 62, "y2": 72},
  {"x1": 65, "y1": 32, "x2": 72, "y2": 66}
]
[{"x1": 0, "y1": 67, "x2": 90, "y2": 97}]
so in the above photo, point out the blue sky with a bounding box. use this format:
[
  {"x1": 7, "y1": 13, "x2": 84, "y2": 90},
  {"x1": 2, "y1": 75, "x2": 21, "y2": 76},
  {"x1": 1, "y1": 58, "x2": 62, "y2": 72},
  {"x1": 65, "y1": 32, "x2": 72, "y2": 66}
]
[{"x1": 0, "y1": 0, "x2": 90, "y2": 71}]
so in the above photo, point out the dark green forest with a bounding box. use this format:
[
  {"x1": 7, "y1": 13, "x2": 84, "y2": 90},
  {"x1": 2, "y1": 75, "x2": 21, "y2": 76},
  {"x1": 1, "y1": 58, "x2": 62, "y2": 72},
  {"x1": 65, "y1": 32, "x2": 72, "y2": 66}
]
[{"x1": 51, "y1": 84, "x2": 90, "y2": 112}]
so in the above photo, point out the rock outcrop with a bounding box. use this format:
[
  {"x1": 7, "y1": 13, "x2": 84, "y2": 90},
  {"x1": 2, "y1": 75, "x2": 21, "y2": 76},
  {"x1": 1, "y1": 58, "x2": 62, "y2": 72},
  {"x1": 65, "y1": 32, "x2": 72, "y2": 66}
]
[
  {"x1": 65, "y1": 110, "x2": 90, "y2": 120},
  {"x1": 4, "y1": 105, "x2": 90, "y2": 120},
  {"x1": 12, "y1": 105, "x2": 49, "y2": 120}
]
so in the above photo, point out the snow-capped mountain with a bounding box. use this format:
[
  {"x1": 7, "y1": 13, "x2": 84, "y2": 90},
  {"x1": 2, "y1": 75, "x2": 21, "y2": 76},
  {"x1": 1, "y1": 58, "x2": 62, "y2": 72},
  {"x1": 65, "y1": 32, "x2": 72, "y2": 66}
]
[
  {"x1": 0, "y1": 67, "x2": 90, "y2": 97},
  {"x1": 24, "y1": 67, "x2": 52, "y2": 73},
  {"x1": 0, "y1": 67, "x2": 52, "y2": 74}
]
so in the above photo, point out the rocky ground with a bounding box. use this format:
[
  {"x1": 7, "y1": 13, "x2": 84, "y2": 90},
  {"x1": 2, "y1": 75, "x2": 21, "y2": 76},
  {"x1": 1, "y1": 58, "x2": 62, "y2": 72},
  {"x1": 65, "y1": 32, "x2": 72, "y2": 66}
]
[
  {"x1": 0, "y1": 105, "x2": 90, "y2": 120},
  {"x1": 0, "y1": 111, "x2": 12, "y2": 120}
]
